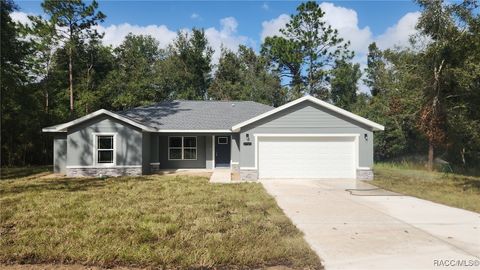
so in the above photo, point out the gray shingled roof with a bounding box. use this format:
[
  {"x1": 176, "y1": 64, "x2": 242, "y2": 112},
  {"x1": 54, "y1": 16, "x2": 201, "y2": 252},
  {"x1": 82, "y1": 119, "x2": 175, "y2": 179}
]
[{"x1": 118, "y1": 100, "x2": 274, "y2": 130}]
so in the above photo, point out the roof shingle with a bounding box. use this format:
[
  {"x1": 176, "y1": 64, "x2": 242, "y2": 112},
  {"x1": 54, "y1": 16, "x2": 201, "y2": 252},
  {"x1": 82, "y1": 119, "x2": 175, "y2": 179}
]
[{"x1": 118, "y1": 100, "x2": 274, "y2": 130}]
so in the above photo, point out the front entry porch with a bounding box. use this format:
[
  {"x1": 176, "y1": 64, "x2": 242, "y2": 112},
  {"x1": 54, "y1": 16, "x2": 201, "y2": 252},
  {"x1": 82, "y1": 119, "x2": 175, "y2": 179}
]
[{"x1": 148, "y1": 133, "x2": 240, "y2": 173}]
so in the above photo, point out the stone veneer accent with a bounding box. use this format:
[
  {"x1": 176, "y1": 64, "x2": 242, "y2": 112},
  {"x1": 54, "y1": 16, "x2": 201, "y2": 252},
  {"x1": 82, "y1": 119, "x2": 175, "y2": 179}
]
[
  {"x1": 67, "y1": 167, "x2": 142, "y2": 177},
  {"x1": 357, "y1": 168, "x2": 374, "y2": 180},
  {"x1": 150, "y1": 163, "x2": 161, "y2": 173},
  {"x1": 240, "y1": 170, "x2": 258, "y2": 181}
]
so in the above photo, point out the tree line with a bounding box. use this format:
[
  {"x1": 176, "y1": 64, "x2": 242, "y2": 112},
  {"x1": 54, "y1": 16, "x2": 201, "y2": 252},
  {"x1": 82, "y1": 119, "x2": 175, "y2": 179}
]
[{"x1": 1, "y1": 0, "x2": 479, "y2": 172}]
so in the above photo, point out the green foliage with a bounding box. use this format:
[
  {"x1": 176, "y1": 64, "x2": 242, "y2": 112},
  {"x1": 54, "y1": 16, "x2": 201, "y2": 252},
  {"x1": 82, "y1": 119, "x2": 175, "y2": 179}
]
[
  {"x1": 167, "y1": 29, "x2": 213, "y2": 100},
  {"x1": 261, "y1": 36, "x2": 303, "y2": 98},
  {"x1": 209, "y1": 46, "x2": 286, "y2": 106},
  {"x1": 101, "y1": 34, "x2": 163, "y2": 110},
  {"x1": 358, "y1": 0, "x2": 480, "y2": 170},
  {"x1": 41, "y1": 0, "x2": 106, "y2": 115},
  {"x1": 441, "y1": 4, "x2": 480, "y2": 169},
  {"x1": 1, "y1": 0, "x2": 46, "y2": 166},
  {"x1": 330, "y1": 60, "x2": 361, "y2": 111},
  {"x1": 355, "y1": 48, "x2": 424, "y2": 160},
  {"x1": 261, "y1": 1, "x2": 353, "y2": 100},
  {"x1": 364, "y1": 43, "x2": 387, "y2": 96},
  {"x1": 413, "y1": 0, "x2": 480, "y2": 168},
  {"x1": 75, "y1": 40, "x2": 115, "y2": 113},
  {"x1": 2, "y1": 0, "x2": 479, "y2": 173}
]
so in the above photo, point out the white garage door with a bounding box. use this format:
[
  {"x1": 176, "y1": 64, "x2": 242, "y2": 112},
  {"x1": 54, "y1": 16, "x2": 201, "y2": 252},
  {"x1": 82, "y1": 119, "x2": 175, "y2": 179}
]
[{"x1": 258, "y1": 136, "x2": 356, "y2": 179}]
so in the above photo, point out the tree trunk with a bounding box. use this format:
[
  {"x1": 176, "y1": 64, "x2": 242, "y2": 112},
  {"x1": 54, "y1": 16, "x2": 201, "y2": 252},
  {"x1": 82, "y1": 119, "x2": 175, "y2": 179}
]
[
  {"x1": 291, "y1": 67, "x2": 303, "y2": 99},
  {"x1": 44, "y1": 90, "x2": 49, "y2": 113},
  {"x1": 44, "y1": 51, "x2": 52, "y2": 114},
  {"x1": 308, "y1": 56, "x2": 314, "y2": 96},
  {"x1": 427, "y1": 141, "x2": 434, "y2": 171},
  {"x1": 68, "y1": 45, "x2": 74, "y2": 117}
]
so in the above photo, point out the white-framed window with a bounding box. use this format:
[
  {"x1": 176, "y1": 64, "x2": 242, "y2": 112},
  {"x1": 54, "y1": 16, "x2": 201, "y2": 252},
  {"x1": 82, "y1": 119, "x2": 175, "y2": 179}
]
[
  {"x1": 168, "y1": 136, "x2": 197, "y2": 160},
  {"x1": 94, "y1": 133, "x2": 116, "y2": 165},
  {"x1": 218, "y1": 136, "x2": 228, "y2": 144}
]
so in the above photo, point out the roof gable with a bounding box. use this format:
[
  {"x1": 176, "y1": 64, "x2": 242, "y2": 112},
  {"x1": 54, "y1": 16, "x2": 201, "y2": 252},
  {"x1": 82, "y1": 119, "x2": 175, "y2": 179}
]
[
  {"x1": 43, "y1": 101, "x2": 274, "y2": 133},
  {"x1": 231, "y1": 96, "x2": 384, "y2": 131},
  {"x1": 42, "y1": 109, "x2": 157, "y2": 132}
]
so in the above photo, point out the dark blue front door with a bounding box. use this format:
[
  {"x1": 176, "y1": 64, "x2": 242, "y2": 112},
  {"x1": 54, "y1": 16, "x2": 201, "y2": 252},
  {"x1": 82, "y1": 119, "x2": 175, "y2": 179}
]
[{"x1": 215, "y1": 136, "x2": 230, "y2": 167}]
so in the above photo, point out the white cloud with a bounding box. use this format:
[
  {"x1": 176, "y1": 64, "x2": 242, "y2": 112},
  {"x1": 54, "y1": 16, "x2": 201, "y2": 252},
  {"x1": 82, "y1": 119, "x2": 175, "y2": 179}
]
[
  {"x1": 10, "y1": 11, "x2": 33, "y2": 26},
  {"x1": 260, "y1": 14, "x2": 290, "y2": 41},
  {"x1": 191, "y1": 13, "x2": 201, "y2": 20},
  {"x1": 219, "y1": 17, "x2": 238, "y2": 35},
  {"x1": 376, "y1": 12, "x2": 421, "y2": 50},
  {"x1": 259, "y1": 5, "x2": 373, "y2": 54},
  {"x1": 95, "y1": 17, "x2": 251, "y2": 63},
  {"x1": 260, "y1": 3, "x2": 420, "y2": 55},
  {"x1": 319, "y1": 3, "x2": 373, "y2": 55},
  {"x1": 204, "y1": 17, "x2": 253, "y2": 62},
  {"x1": 262, "y1": 3, "x2": 269, "y2": 11},
  {"x1": 96, "y1": 23, "x2": 178, "y2": 48},
  {"x1": 10, "y1": 11, "x2": 250, "y2": 63}
]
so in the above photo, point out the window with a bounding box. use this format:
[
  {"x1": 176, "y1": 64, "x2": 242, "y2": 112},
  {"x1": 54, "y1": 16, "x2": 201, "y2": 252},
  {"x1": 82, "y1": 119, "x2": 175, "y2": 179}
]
[
  {"x1": 169, "y1": 136, "x2": 197, "y2": 160},
  {"x1": 96, "y1": 135, "x2": 115, "y2": 164},
  {"x1": 218, "y1": 136, "x2": 228, "y2": 144}
]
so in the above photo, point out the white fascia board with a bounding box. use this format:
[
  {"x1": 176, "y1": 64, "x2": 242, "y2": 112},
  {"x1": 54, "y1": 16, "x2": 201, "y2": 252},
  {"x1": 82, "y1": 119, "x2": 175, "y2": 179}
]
[
  {"x1": 231, "y1": 96, "x2": 385, "y2": 132},
  {"x1": 42, "y1": 109, "x2": 156, "y2": 132},
  {"x1": 253, "y1": 133, "x2": 360, "y2": 138},
  {"x1": 156, "y1": 129, "x2": 232, "y2": 133},
  {"x1": 42, "y1": 127, "x2": 67, "y2": 132}
]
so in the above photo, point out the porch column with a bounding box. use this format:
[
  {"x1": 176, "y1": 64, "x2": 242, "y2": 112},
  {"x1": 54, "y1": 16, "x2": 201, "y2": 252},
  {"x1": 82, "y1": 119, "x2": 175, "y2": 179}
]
[
  {"x1": 150, "y1": 133, "x2": 160, "y2": 172},
  {"x1": 205, "y1": 135, "x2": 214, "y2": 169}
]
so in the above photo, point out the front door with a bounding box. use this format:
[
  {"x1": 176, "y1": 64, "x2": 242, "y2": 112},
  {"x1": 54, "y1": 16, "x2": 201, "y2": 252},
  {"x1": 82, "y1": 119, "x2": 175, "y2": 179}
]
[{"x1": 215, "y1": 136, "x2": 231, "y2": 167}]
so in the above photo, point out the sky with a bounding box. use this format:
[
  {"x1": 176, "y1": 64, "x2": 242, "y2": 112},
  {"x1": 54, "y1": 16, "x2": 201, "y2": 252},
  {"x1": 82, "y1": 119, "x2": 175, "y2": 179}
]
[{"x1": 12, "y1": 0, "x2": 422, "y2": 91}]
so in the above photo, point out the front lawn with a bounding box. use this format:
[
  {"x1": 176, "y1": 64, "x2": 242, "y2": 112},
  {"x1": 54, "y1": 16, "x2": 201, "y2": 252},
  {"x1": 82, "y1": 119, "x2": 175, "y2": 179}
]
[
  {"x1": 372, "y1": 163, "x2": 480, "y2": 213},
  {"x1": 0, "y1": 173, "x2": 321, "y2": 269}
]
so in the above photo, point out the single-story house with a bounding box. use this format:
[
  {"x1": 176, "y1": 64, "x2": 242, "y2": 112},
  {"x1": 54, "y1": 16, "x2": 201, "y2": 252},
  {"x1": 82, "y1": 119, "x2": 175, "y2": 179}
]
[{"x1": 43, "y1": 96, "x2": 384, "y2": 180}]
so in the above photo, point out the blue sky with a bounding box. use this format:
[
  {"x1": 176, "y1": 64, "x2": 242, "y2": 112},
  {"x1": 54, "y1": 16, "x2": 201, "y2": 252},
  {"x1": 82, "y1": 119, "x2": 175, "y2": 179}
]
[
  {"x1": 16, "y1": 1, "x2": 419, "y2": 36},
  {"x1": 13, "y1": 0, "x2": 422, "y2": 79}
]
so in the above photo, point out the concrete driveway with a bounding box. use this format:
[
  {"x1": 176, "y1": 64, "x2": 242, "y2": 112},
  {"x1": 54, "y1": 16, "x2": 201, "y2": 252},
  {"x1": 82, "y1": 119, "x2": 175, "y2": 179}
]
[{"x1": 262, "y1": 179, "x2": 480, "y2": 270}]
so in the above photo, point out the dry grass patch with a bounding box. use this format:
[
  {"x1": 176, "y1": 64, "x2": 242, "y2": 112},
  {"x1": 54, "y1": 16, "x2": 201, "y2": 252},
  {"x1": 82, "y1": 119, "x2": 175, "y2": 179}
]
[
  {"x1": 0, "y1": 173, "x2": 321, "y2": 269},
  {"x1": 372, "y1": 163, "x2": 480, "y2": 213}
]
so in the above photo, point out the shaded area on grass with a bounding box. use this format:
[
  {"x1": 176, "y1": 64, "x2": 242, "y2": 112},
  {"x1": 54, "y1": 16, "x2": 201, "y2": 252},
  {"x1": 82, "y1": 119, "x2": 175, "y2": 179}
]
[
  {"x1": 372, "y1": 163, "x2": 480, "y2": 213},
  {"x1": 0, "y1": 166, "x2": 52, "y2": 180},
  {"x1": 0, "y1": 174, "x2": 322, "y2": 269}
]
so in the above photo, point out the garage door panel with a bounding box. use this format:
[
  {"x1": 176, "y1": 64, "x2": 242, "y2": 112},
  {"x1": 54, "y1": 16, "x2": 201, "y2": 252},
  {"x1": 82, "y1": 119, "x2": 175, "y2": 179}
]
[{"x1": 258, "y1": 136, "x2": 356, "y2": 179}]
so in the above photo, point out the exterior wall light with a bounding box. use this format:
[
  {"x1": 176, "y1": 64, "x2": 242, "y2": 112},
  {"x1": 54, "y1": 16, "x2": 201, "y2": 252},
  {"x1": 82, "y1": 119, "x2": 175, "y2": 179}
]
[{"x1": 364, "y1": 133, "x2": 368, "y2": 141}]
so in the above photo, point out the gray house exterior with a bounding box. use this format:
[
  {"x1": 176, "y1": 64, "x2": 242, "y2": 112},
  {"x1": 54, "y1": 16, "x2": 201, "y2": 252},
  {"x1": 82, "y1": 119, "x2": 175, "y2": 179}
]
[{"x1": 43, "y1": 96, "x2": 384, "y2": 180}]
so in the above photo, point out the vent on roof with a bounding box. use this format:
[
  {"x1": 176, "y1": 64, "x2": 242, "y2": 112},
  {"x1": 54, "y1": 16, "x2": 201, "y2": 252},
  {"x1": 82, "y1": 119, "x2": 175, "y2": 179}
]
[{"x1": 231, "y1": 103, "x2": 235, "y2": 107}]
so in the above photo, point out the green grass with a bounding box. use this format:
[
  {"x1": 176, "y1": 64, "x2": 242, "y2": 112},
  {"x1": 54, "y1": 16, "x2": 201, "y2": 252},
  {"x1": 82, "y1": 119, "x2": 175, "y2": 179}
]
[
  {"x1": 0, "y1": 166, "x2": 51, "y2": 180},
  {"x1": 372, "y1": 163, "x2": 480, "y2": 213},
  {"x1": 0, "y1": 173, "x2": 322, "y2": 269}
]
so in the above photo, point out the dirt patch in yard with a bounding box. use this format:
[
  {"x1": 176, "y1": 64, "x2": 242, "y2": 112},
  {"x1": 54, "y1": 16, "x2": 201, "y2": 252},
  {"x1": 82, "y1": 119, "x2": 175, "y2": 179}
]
[
  {"x1": 153, "y1": 170, "x2": 212, "y2": 178},
  {"x1": 231, "y1": 171, "x2": 240, "y2": 181}
]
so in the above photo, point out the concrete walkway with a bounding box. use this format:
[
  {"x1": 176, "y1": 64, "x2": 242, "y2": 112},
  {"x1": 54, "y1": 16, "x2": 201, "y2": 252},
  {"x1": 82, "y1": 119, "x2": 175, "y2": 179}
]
[
  {"x1": 209, "y1": 168, "x2": 231, "y2": 183},
  {"x1": 262, "y1": 179, "x2": 480, "y2": 270}
]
